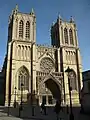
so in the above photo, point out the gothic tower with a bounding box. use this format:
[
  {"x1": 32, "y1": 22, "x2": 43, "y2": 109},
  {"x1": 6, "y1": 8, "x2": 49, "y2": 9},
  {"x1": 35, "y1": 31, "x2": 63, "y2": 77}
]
[
  {"x1": 4, "y1": 5, "x2": 83, "y2": 106},
  {"x1": 51, "y1": 15, "x2": 83, "y2": 105},
  {"x1": 5, "y1": 5, "x2": 36, "y2": 106}
]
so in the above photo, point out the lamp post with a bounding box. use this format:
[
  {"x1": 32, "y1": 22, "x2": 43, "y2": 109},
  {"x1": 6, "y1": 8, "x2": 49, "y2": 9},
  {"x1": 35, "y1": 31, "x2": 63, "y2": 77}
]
[
  {"x1": 65, "y1": 66, "x2": 74, "y2": 120},
  {"x1": 19, "y1": 83, "x2": 24, "y2": 117},
  {"x1": 14, "y1": 87, "x2": 17, "y2": 108},
  {"x1": 21, "y1": 83, "x2": 24, "y2": 110}
]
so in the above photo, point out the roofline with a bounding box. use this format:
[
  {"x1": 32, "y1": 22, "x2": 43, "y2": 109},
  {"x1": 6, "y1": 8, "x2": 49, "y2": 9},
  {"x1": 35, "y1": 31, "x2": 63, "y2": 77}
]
[{"x1": 82, "y1": 70, "x2": 90, "y2": 74}]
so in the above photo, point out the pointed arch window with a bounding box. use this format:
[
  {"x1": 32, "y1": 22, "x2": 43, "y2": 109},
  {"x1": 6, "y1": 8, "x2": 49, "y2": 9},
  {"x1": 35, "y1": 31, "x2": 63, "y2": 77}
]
[
  {"x1": 69, "y1": 29, "x2": 74, "y2": 45},
  {"x1": 64, "y1": 28, "x2": 68, "y2": 44},
  {"x1": 18, "y1": 45, "x2": 21, "y2": 59},
  {"x1": 25, "y1": 21, "x2": 30, "y2": 39},
  {"x1": 19, "y1": 20, "x2": 23, "y2": 38},
  {"x1": 18, "y1": 66, "x2": 29, "y2": 91}
]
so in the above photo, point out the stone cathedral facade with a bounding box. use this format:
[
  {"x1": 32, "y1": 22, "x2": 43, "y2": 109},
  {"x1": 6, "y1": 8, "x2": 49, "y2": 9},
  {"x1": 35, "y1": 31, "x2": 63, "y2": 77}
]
[{"x1": 4, "y1": 5, "x2": 83, "y2": 106}]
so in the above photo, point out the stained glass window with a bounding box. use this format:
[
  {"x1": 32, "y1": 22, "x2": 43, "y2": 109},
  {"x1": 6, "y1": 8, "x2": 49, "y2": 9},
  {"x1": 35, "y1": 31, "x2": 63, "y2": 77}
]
[{"x1": 18, "y1": 66, "x2": 29, "y2": 90}]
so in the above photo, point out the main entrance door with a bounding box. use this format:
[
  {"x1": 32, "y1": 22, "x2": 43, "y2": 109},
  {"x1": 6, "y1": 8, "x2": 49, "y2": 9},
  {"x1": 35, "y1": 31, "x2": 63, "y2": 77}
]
[{"x1": 39, "y1": 78, "x2": 62, "y2": 106}]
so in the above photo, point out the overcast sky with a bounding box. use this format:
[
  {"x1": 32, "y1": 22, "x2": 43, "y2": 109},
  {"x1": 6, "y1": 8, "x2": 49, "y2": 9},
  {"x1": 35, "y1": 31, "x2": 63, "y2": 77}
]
[{"x1": 0, "y1": 0, "x2": 90, "y2": 71}]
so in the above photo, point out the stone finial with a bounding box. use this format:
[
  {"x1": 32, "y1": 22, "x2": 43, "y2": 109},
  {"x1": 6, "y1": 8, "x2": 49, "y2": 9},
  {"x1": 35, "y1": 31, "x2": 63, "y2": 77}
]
[
  {"x1": 70, "y1": 16, "x2": 74, "y2": 23},
  {"x1": 12, "y1": 4, "x2": 19, "y2": 15},
  {"x1": 32, "y1": 8, "x2": 34, "y2": 13},
  {"x1": 51, "y1": 22, "x2": 54, "y2": 27},
  {"x1": 58, "y1": 13, "x2": 62, "y2": 20},
  {"x1": 57, "y1": 13, "x2": 62, "y2": 24},
  {"x1": 11, "y1": 9, "x2": 14, "y2": 15},
  {"x1": 15, "y1": 4, "x2": 18, "y2": 12},
  {"x1": 30, "y1": 8, "x2": 35, "y2": 15}
]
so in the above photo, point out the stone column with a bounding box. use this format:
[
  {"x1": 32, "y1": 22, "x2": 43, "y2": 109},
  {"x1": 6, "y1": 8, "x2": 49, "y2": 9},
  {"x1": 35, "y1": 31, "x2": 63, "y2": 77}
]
[{"x1": 5, "y1": 43, "x2": 11, "y2": 106}]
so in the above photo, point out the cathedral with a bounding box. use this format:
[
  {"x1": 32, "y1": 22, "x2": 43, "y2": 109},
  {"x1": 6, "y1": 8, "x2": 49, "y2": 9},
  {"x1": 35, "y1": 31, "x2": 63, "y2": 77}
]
[{"x1": 3, "y1": 5, "x2": 83, "y2": 106}]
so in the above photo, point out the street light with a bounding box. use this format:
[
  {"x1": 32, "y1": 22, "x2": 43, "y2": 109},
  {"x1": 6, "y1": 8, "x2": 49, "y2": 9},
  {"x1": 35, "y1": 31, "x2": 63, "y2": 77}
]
[
  {"x1": 31, "y1": 90, "x2": 36, "y2": 116},
  {"x1": 20, "y1": 83, "x2": 24, "y2": 110},
  {"x1": 14, "y1": 87, "x2": 17, "y2": 108},
  {"x1": 19, "y1": 83, "x2": 24, "y2": 117},
  {"x1": 65, "y1": 66, "x2": 74, "y2": 120}
]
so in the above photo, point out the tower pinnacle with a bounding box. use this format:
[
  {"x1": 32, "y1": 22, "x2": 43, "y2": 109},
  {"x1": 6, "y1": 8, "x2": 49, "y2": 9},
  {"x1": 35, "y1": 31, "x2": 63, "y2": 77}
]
[
  {"x1": 70, "y1": 16, "x2": 74, "y2": 23},
  {"x1": 30, "y1": 8, "x2": 35, "y2": 15},
  {"x1": 58, "y1": 13, "x2": 62, "y2": 20},
  {"x1": 15, "y1": 4, "x2": 18, "y2": 12}
]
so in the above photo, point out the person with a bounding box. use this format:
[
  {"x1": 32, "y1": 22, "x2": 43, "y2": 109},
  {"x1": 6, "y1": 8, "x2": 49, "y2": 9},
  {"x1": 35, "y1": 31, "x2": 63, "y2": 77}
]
[
  {"x1": 80, "y1": 98, "x2": 84, "y2": 114},
  {"x1": 40, "y1": 102, "x2": 46, "y2": 115},
  {"x1": 54, "y1": 100, "x2": 62, "y2": 120}
]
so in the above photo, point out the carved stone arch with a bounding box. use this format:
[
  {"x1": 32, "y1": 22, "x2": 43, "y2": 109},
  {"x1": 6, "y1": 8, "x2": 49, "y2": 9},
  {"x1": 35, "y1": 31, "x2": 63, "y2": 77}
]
[
  {"x1": 70, "y1": 51, "x2": 73, "y2": 62},
  {"x1": 18, "y1": 65, "x2": 29, "y2": 74},
  {"x1": 17, "y1": 65, "x2": 30, "y2": 91},
  {"x1": 39, "y1": 74, "x2": 62, "y2": 102},
  {"x1": 22, "y1": 45, "x2": 24, "y2": 50},
  {"x1": 41, "y1": 74, "x2": 62, "y2": 89},
  {"x1": 18, "y1": 19, "x2": 24, "y2": 25},
  {"x1": 63, "y1": 25, "x2": 68, "y2": 29},
  {"x1": 17, "y1": 45, "x2": 21, "y2": 59}
]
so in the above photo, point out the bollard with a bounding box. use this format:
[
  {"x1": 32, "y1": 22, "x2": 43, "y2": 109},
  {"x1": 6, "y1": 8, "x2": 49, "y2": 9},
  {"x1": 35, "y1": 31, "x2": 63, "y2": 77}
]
[
  {"x1": 19, "y1": 106, "x2": 21, "y2": 117},
  {"x1": 66, "y1": 105, "x2": 69, "y2": 114},
  {"x1": 32, "y1": 106, "x2": 34, "y2": 116}
]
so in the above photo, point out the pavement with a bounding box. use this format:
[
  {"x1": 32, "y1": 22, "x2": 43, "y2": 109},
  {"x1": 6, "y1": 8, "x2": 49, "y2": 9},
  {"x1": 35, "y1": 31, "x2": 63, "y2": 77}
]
[{"x1": 0, "y1": 105, "x2": 89, "y2": 120}]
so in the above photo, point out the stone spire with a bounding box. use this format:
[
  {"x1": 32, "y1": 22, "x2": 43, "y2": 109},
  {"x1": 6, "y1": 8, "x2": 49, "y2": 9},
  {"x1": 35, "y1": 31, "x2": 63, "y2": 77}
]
[
  {"x1": 58, "y1": 13, "x2": 62, "y2": 20},
  {"x1": 52, "y1": 22, "x2": 55, "y2": 26},
  {"x1": 30, "y1": 8, "x2": 35, "y2": 15},
  {"x1": 31, "y1": 8, "x2": 34, "y2": 14},
  {"x1": 15, "y1": 4, "x2": 18, "y2": 12},
  {"x1": 12, "y1": 4, "x2": 19, "y2": 15},
  {"x1": 57, "y1": 13, "x2": 62, "y2": 24}
]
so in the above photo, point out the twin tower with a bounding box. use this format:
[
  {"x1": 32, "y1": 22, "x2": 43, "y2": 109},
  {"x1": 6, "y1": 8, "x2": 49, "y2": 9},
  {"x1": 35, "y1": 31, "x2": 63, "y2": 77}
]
[{"x1": 5, "y1": 5, "x2": 82, "y2": 106}]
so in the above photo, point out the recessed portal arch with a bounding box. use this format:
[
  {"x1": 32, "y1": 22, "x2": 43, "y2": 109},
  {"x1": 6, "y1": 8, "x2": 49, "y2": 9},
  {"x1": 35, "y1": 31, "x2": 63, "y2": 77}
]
[
  {"x1": 39, "y1": 76, "x2": 62, "y2": 105},
  {"x1": 45, "y1": 79, "x2": 61, "y2": 100}
]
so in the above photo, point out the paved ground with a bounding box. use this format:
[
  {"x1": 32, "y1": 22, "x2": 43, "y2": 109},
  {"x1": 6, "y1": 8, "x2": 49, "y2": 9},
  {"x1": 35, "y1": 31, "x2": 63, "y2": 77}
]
[{"x1": 0, "y1": 105, "x2": 89, "y2": 120}]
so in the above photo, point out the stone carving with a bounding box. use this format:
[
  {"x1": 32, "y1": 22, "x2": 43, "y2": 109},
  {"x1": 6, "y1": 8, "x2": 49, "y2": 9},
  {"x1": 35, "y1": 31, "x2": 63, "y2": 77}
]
[
  {"x1": 39, "y1": 82, "x2": 52, "y2": 94},
  {"x1": 40, "y1": 57, "x2": 54, "y2": 73}
]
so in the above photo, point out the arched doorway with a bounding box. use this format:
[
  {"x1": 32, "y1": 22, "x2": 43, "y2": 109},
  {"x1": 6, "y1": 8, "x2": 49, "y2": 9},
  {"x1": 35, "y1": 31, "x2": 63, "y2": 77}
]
[{"x1": 39, "y1": 77, "x2": 62, "y2": 106}]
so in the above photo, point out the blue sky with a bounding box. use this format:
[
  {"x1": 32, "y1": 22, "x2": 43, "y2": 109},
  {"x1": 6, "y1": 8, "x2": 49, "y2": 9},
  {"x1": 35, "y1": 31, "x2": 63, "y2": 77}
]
[{"x1": 0, "y1": 0, "x2": 90, "y2": 71}]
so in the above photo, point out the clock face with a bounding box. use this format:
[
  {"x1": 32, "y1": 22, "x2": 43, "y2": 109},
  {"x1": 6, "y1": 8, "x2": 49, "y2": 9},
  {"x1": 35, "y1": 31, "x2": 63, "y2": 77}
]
[{"x1": 40, "y1": 57, "x2": 54, "y2": 73}]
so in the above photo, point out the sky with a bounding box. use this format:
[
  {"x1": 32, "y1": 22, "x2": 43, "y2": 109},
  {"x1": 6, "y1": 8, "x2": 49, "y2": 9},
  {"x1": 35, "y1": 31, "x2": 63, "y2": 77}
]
[{"x1": 0, "y1": 0, "x2": 90, "y2": 71}]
